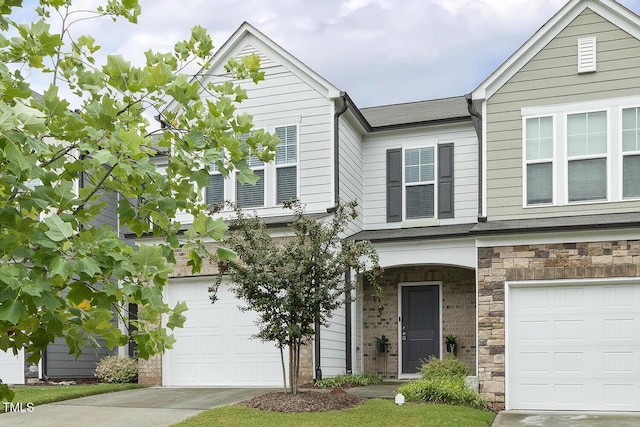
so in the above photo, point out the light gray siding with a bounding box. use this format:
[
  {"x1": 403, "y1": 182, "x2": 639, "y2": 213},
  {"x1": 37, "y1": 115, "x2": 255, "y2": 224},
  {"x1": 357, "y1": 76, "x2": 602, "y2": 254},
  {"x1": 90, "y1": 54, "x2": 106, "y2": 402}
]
[
  {"x1": 362, "y1": 123, "x2": 478, "y2": 230},
  {"x1": 338, "y1": 114, "x2": 364, "y2": 234},
  {"x1": 197, "y1": 39, "x2": 334, "y2": 218},
  {"x1": 486, "y1": 8, "x2": 640, "y2": 220},
  {"x1": 320, "y1": 303, "x2": 347, "y2": 378}
]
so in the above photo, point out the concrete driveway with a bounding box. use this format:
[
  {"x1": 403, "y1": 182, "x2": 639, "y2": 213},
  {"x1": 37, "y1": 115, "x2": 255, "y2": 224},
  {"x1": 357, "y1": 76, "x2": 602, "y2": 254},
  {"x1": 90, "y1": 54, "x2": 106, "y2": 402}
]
[
  {"x1": 0, "y1": 387, "x2": 278, "y2": 427},
  {"x1": 492, "y1": 411, "x2": 640, "y2": 426}
]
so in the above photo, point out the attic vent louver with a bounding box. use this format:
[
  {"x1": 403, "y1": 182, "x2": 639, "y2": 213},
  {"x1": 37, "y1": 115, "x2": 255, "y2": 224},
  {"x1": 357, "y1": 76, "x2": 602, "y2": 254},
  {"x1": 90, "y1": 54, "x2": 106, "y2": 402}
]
[{"x1": 578, "y1": 36, "x2": 596, "y2": 73}]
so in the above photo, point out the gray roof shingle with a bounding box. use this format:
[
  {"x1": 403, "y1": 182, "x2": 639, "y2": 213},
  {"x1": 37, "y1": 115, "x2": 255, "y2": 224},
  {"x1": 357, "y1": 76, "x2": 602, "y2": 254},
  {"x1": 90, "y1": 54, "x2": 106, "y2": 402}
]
[{"x1": 359, "y1": 96, "x2": 470, "y2": 129}]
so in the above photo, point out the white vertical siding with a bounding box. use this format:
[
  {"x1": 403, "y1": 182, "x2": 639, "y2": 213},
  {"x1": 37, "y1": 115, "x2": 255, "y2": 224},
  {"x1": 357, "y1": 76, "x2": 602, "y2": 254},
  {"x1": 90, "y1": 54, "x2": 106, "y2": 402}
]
[{"x1": 362, "y1": 123, "x2": 478, "y2": 230}]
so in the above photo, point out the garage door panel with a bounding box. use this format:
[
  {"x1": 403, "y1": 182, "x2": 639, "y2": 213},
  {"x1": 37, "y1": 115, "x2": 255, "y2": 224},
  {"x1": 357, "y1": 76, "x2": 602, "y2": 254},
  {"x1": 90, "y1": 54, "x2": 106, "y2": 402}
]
[
  {"x1": 603, "y1": 318, "x2": 635, "y2": 340},
  {"x1": 516, "y1": 351, "x2": 550, "y2": 373},
  {"x1": 554, "y1": 352, "x2": 585, "y2": 373},
  {"x1": 509, "y1": 282, "x2": 640, "y2": 411},
  {"x1": 602, "y1": 351, "x2": 635, "y2": 373},
  {"x1": 165, "y1": 279, "x2": 286, "y2": 386},
  {"x1": 602, "y1": 383, "x2": 638, "y2": 408},
  {"x1": 554, "y1": 384, "x2": 583, "y2": 404}
]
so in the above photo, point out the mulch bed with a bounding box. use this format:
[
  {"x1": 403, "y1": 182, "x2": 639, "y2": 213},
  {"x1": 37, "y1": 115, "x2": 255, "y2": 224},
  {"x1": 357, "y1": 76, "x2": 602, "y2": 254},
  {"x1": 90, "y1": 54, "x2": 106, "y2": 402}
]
[{"x1": 238, "y1": 388, "x2": 366, "y2": 412}]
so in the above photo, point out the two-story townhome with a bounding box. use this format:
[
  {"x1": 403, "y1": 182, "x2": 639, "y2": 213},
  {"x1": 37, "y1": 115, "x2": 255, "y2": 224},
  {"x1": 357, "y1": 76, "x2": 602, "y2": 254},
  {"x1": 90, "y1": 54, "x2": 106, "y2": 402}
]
[
  {"x1": 138, "y1": 0, "x2": 640, "y2": 414},
  {"x1": 470, "y1": 0, "x2": 640, "y2": 412},
  {"x1": 137, "y1": 22, "x2": 481, "y2": 388}
]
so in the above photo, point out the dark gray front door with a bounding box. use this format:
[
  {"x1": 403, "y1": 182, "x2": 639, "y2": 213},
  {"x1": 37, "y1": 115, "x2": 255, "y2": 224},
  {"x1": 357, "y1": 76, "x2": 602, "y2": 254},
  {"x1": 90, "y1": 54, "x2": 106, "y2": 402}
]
[{"x1": 401, "y1": 285, "x2": 440, "y2": 374}]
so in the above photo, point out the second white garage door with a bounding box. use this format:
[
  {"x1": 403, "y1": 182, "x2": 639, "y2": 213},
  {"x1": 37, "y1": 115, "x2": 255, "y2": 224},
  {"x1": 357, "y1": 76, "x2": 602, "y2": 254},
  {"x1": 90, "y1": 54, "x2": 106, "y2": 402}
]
[
  {"x1": 164, "y1": 277, "x2": 285, "y2": 387},
  {"x1": 508, "y1": 281, "x2": 640, "y2": 411}
]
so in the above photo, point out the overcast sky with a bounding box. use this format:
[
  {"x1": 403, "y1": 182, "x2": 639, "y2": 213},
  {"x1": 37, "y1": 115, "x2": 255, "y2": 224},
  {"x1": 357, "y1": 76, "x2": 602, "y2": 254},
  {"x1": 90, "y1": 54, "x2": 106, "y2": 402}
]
[{"x1": 19, "y1": 0, "x2": 640, "y2": 108}]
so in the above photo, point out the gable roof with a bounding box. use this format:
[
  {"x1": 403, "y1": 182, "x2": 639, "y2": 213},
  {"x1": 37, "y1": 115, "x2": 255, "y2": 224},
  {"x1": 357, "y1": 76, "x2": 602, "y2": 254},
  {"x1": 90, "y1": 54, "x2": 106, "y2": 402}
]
[
  {"x1": 202, "y1": 22, "x2": 342, "y2": 100},
  {"x1": 359, "y1": 96, "x2": 470, "y2": 130},
  {"x1": 472, "y1": 0, "x2": 640, "y2": 101}
]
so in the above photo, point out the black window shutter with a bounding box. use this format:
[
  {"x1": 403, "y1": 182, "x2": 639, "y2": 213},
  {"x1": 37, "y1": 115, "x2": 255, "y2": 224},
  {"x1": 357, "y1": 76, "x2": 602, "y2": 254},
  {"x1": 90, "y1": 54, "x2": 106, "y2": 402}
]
[
  {"x1": 387, "y1": 148, "x2": 402, "y2": 222},
  {"x1": 438, "y1": 143, "x2": 454, "y2": 218}
]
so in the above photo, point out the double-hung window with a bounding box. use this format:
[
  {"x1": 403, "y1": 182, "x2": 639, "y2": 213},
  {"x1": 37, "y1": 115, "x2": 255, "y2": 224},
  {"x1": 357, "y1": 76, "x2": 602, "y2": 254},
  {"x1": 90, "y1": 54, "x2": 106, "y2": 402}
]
[
  {"x1": 522, "y1": 98, "x2": 640, "y2": 207},
  {"x1": 622, "y1": 107, "x2": 640, "y2": 198},
  {"x1": 525, "y1": 117, "x2": 554, "y2": 205},
  {"x1": 566, "y1": 111, "x2": 607, "y2": 202},
  {"x1": 405, "y1": 147, "x2": 435, "y2": 219},
  {"x1": 236, "y1": 154, "x2": 265, "y2": 208},
  {"x1": 275, "y1": 125, "x2": 297, "y2": 204},
  {"x1": 204, "y1": 124, "x2": 298, "y2": 209},
  {"x1": 206, "y1": 163, "x2": 224, "y2": 207}
]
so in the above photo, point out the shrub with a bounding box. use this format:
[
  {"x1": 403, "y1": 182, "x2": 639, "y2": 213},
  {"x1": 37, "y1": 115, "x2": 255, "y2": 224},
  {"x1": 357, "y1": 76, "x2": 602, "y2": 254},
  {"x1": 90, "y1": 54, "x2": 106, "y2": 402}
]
[
  {"x1": 420, "y1": 354, "x2": 469, "y2": 380},
  {"x1": 315, "y1": 374, "x2": 382, "y2": 388},
  {"x1": 398, "y1": 376, "x2": 489, "y2": 410},
  {"x1": 396, "y1": 355, "x2": 489, "y2": 410},
  {"x1": 95, "y1": 355, "x2": 138, "y2": 384}
]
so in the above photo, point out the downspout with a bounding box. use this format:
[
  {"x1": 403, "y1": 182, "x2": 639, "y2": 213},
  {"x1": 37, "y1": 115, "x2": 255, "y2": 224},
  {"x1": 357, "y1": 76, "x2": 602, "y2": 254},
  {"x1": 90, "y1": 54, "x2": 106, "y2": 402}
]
[
  {"x1": 316, "y1": 93, "x2": 348, "y2": 382},
  {"x1": 344, "y1": 269, "x2": 352, "y2": 374},
  {"x1": 465, "y1": 94, "x2": 486, "y2": 222},
  {"x1": 327, "y1": 93, "x2": 349, "y2": 213}
]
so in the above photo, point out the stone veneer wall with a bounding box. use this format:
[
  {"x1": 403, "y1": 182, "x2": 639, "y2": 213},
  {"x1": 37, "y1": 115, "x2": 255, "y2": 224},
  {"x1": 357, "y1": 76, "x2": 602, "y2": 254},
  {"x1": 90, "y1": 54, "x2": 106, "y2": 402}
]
[
  {"x1": 362, "y1": 265, "x2": 476, "y2": 378},
  {"x1": 138, "y1": 241, "x2": 314, "y2": 386},
  {"x1": 138, "y1": 353, "x2": 162, "y2": 386},
  {"x1": 477, "y1": 240, "x2": 640, "y2": 411}
]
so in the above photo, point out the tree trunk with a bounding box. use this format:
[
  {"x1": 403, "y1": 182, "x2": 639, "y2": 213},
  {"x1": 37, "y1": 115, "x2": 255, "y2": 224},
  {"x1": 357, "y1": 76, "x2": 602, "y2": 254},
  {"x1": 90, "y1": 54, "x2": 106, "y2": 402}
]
[
  {"x1": 288, "y1": 345, "x2": 294, "y2": 394},
  {"x1": 279, "y1": 346, "x2": 287, "y2": 394},
  {"x1": 295, "y1": 340, "x2": 301, "y2": 395}
]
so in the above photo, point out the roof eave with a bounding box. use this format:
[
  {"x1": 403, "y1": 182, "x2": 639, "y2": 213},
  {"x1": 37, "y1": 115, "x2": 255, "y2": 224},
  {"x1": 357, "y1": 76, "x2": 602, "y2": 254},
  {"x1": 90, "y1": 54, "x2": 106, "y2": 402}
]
[
  {"x1": 472, "y1": 0, "x2": 640, "y2": 101},
  {"x1": 368, "y1": 115, "x2": 472, "y2": 132}
]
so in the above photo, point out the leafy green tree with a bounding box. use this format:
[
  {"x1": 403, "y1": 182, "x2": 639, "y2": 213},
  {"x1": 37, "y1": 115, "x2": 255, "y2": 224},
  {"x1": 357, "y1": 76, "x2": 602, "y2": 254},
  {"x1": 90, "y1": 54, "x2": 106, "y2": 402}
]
[
  {"x1": 0, "y1": 0, "x2": 279, "y2": 400},
  {"x1": 214, "y1": 200, "x2": 382, "y2": 394}
]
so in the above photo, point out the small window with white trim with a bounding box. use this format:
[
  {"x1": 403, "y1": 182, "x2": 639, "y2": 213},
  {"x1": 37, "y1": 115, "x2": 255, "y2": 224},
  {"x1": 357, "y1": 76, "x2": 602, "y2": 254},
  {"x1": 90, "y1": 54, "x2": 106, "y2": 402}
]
[
  {"x1": 622, "y1": 107, "x2": 640, "y2": 199},
  {"x1": 525, "y1": 116, "x2": 554, "y2": 205},
  {"x1": 206, "y1": 163, "x2": 224, "y2": 207},
  {"x1": 236, "y1": 154, "x2": 265, "y2": 208},
  {"x1": 405, "y1": 147, "x2": 434, "y2": 219},
  {"x1": 275, "y1": 125, "x2": 297, "y2": 204},
  {"x1": 567, "y1": 111, "x2": 607, "y2": 202}
]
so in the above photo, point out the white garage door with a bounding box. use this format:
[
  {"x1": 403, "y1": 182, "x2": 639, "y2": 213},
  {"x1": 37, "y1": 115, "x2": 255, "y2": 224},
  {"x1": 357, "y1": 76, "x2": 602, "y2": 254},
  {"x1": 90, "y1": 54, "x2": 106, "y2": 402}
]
[
  {"x1": 0, "y1": 348, "x2": 24, "y2": 385},
  {"x1": 164, "y1": 278, "x2": 285, "y2": 386},
  {"x1": 508, "y1": 281, "x2": 640, "y2": 411}
]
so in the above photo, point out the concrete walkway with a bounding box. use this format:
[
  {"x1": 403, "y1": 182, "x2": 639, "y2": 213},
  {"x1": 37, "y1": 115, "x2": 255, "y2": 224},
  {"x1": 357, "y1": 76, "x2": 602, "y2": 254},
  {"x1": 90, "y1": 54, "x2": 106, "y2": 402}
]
[
  {"x1": 0, "y1": 387, "x2": 278, "y2": 427},
  {"x1": 491, "y1": 411, "x2": 640, "y2": 427}
]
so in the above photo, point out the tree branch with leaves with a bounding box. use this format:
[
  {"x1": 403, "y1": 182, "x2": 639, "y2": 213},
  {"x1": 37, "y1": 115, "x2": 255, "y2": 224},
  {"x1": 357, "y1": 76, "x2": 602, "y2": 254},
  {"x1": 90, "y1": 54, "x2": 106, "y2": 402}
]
[
  {"x1": 0, "y1": 0, "x2": 279, "y2": 401},
  {"x1": 212, "y1": 199, "x2": 383, "y2": 394}
]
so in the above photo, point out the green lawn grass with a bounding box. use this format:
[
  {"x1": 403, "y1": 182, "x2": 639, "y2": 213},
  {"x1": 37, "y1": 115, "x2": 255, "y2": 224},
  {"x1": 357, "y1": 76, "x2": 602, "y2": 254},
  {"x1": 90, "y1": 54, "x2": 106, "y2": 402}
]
[
  {"x1": 7, "y1": 383, "x2": 146, "y2": 406},
  {"x1": 171, "y1": 399, "x2": 495, "y2": 427}
]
